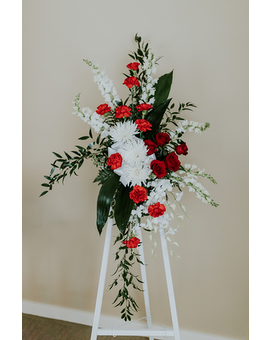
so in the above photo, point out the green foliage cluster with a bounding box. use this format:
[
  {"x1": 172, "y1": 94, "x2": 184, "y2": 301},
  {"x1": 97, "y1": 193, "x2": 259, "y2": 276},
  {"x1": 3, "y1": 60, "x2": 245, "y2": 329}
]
[{"x1": 109, "y1": 232, "x2": 144, "y2": 321}]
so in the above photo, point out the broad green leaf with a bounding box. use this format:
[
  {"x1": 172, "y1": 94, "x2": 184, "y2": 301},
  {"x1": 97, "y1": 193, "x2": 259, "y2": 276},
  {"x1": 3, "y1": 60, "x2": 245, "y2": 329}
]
[
  {"x1": 144, "y1": 98, "x2": 172, "y2": 137},
  {"x1": 154, "y1": 70, "x2": 173, "y2": 107},
  {"x1": 114, "y1": 185, "x2": 134, "y2": 233},
  {"x1": 96, "y1": 173, "x2": 120, "y2": 235}
]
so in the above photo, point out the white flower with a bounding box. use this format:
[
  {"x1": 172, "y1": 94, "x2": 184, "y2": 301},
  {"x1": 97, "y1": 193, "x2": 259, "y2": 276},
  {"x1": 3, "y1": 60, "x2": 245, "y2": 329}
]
[
  {"x1": 176, "y1": 192, "x2": 183, "y2": 201},
  {"x1": 120, "y1": 139, "x2": 148, "y2": 164},
  {"x1": 109, "y1": 121, "x2": 137, "y2": 143},
  {"x1": 120, "y1": 162, "x2": 152, "y2": 186},
  {"x1": 84, "y1": 60, "x2": 120, "y2": 108},
  {"x1": 131, "y1": 205, "x2": 144, "y2": 218},
  {"x1": 109, "y1": 136, "x2": 156, "y2": 186},
  {"x1": 88, "y1": 112, "x2": 104, "y2": 133}
]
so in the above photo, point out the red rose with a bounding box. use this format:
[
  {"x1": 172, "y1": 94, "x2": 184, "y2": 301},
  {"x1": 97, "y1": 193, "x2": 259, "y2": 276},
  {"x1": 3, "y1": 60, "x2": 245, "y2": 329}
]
[
  {"x1": 123, "y1": 76, "x2": 140, "y2": 89},
  {"x1": 129, "y1": 185, "x2": 147, "y2": 204},
  {"x1": 96, "y1": 103, "x2": 111, "y2": 116},
  {"x1": 165, "y1": 152, "x2": 181, "y2": 172},
  {"x1": 107, "y1": 153, "x2": 122, "y2": 170},
  {"x1": 135, "y1": 119, "x2": 152, "y2": 132},
  {"x1": 144, "y1": 140, "x2": 158, "y2": 155},
  {"x1": 123, "y1": 237, "x2": 140, "y2": 248},
  {"x1": 136, "y1": 103, "x2": 153, "y2": 112},
  {"x1": 150, "y1": 160, "x2": 167, "y2": 178},
  {"x1": 115, "y1": 105, "x2": 132, "y2": 118},
  {"x1": 126, "y1": 62, "x2": 140, "y2": 70},
  {"x1": 148, "y1": 202, "x2": 166, "y2": 218},
  {"x1": 155, "y1": 132, "x2": 170, "y2": 146},
  {"x1": 175, "y1": 143, "x2": 188, "y2": 155}
]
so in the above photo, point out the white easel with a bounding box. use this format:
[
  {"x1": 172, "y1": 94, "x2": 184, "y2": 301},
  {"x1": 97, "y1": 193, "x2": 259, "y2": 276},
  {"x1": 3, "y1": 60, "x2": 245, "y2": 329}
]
[{"x1": 90, "y1": 218, "x2": 181, "y2": 340}]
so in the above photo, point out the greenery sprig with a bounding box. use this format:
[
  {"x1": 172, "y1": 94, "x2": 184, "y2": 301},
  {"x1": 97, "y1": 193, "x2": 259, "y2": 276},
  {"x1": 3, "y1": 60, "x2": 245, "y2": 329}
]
[{"x1": 109, "y1": 232, "x2": 144, "y2": 321}]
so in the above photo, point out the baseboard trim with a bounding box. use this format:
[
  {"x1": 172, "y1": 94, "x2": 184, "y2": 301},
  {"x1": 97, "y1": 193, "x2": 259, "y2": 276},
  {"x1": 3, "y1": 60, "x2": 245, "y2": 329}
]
[{"x1": 22, "y1": 300, "x2": 237, "y2": 340}]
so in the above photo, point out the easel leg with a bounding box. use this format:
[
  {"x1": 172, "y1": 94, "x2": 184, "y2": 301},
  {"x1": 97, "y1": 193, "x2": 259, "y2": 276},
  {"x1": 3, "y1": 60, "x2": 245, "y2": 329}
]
[
  {"x1": 137, "y1": 226, "x2": 154, "y2": 340},
  {"x1": 159, "y1": 227, "x2": 181, "y2": 340},
  {"x1": 90, "y1": 218, "x2": 113, "y2": 340}
]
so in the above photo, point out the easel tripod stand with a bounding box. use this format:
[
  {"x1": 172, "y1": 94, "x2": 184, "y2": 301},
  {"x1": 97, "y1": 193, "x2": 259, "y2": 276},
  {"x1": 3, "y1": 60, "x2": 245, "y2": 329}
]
[{"x1": 90, "y1": 218, "x2": 181, "y2": 340}]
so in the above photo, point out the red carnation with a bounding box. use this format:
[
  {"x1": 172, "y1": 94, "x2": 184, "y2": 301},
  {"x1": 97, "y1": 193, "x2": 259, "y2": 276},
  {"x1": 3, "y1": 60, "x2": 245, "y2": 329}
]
[
  {"x1": 144, "y1": 140, "x2": 158, "y2": 155},
  {"x1": 127, "y1": 62, "x2": 140, "y2": 70},
  {"x1": 165, "y1": 152, "x2": 181, "y2": 172},
  {"x1": 115, "y1": 105, "x2": 132, "y2": 118},
  {"x1": 96, "y1": 103, "x2": 111, "y2": 116},
  {"x1": 135, "y1": 119, "x2": 152, "y2": 132},
  {"x1": 155, "y1": 132, "x2": 170, "y2": 146},
  {"x1": 123, "y1": 237, "x2": 140, "y2": 248},
  {"x1": 148, "y1": 202, "x2": 166, "y2": 218},
  {"x1": 150, "y1": 160, "x2": 167, "y2": 178},
  {"x1": 175, "y1": 143, "x2": 188, "y2": 155},
  {"x1": 136, "y1": 103, "x2": 153, "y2": 112},
  {"x1": 123, "y1": 76, "x2": 140, "y2": 89},
  {"x1": 129, "y1": 185, "x2": 147, "y2": 204},
  {"x1": 107, "y1": 153, "x2": 122, "y2": 170}
]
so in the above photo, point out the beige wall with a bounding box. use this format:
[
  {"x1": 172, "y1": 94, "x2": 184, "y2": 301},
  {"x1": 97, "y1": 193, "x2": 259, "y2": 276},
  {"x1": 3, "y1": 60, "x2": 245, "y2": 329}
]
[{"x1": 22, "y1": 1, "x2": 248, "y2": 339}]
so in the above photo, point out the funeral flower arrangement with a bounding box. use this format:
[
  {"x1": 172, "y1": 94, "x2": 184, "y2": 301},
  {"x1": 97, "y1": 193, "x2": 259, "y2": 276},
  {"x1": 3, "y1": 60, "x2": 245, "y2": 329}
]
[{"x1": 41, "y1": 34, "x2": 218, "y2": 321}]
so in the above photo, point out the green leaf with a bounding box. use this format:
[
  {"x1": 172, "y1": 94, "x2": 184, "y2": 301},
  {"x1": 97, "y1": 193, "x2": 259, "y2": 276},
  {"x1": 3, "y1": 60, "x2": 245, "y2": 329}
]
[
  {"x1": 87, "y1": 142, "x2": 95, "y2": 150},
  {"x1": 41, "y1": 183, "x2": 50, "y2": 187},
  {"x1": 78, "y1": 136, "x2": 89, "y2": 140},
  {"x1": 135, "y1": 33, "x2": 141, "y2": 43},
  {"x1": 89, "y1": 127, "x2": 93, "y2": 138},
  {"x1": 96, "y1": 173, "x2": 120, "y2": 235},
  {"x1": 154, "y1": 70, "x2": 173, "y2": 107},
  {"x1": 53, "y1": 152, "x2": 62, "y2": 158},
  {"x1": 64, "y1": 151, "x2": 71, "y2": 159},
  {"x1": 114, "y1": 185, "x2": 134, "y2": 234},
  {"x1": 71, "y1": 150, "x2": 81, "y2": 156},
  {"x1": 137, "y1": 49, "x2": 143, "y2": 56},
  {"x1": 78, "y1": 158, "x2": 84, "y2": 169},
  {"x1": 144, "y1": 98, "x2": 172, "y2": 137},
  {"x1": 96, "y1": 134, "x2": 101, "y2": 144},
  {"x1": 39, "y1": 190, "x2": 48, "y2": 197},
  {"x1": 50, "y1": 167, "x2": 55, "y2": 176},
  {"x1": 75, "y1": 145, "x2": 86, "y2": 155}
]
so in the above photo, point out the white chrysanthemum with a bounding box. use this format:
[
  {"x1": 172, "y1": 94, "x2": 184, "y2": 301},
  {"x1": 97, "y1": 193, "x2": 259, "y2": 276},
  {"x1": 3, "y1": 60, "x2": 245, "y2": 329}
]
[
  {"x1": 120, "y1": 139, "x2": 148, "y2": 164},
  {"x1": 122, "y1": 163, "x2": 152, "y2": 186},
  {"x1": 109, "y1": 121, "x2": 137, "y2": 143}
]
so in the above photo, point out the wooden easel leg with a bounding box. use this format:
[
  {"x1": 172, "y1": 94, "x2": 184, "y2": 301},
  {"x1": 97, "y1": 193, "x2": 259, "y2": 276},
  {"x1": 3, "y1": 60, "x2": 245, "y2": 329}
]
[
  {"x1": 90, "y1": 218, "x2": 113, "y2": 340},
  {"x1": 137, "y1": 226, "x2": 154, "y2": 340},
  {"x1": 159, "y1": 227, "x2": 181, "y2": 340}
]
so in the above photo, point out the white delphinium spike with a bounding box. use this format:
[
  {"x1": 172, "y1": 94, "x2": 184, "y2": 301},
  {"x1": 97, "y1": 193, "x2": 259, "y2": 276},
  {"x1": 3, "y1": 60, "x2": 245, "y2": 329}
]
[
  {"x1": 83, "y1": 59, "x2": 120, "y2": 109},
  {"x1": 173, "y1": 120, "x2": 210, "y2": 136},
  {"x1": 140, "y1": 52, "x2": 158, "y2": 105}
]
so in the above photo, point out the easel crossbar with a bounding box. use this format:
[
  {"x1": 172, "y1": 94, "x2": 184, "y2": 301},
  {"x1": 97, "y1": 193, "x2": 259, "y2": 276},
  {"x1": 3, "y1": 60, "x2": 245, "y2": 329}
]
[{"x1": 97, "y1": 329, "x2": 175, "y2": 336}]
